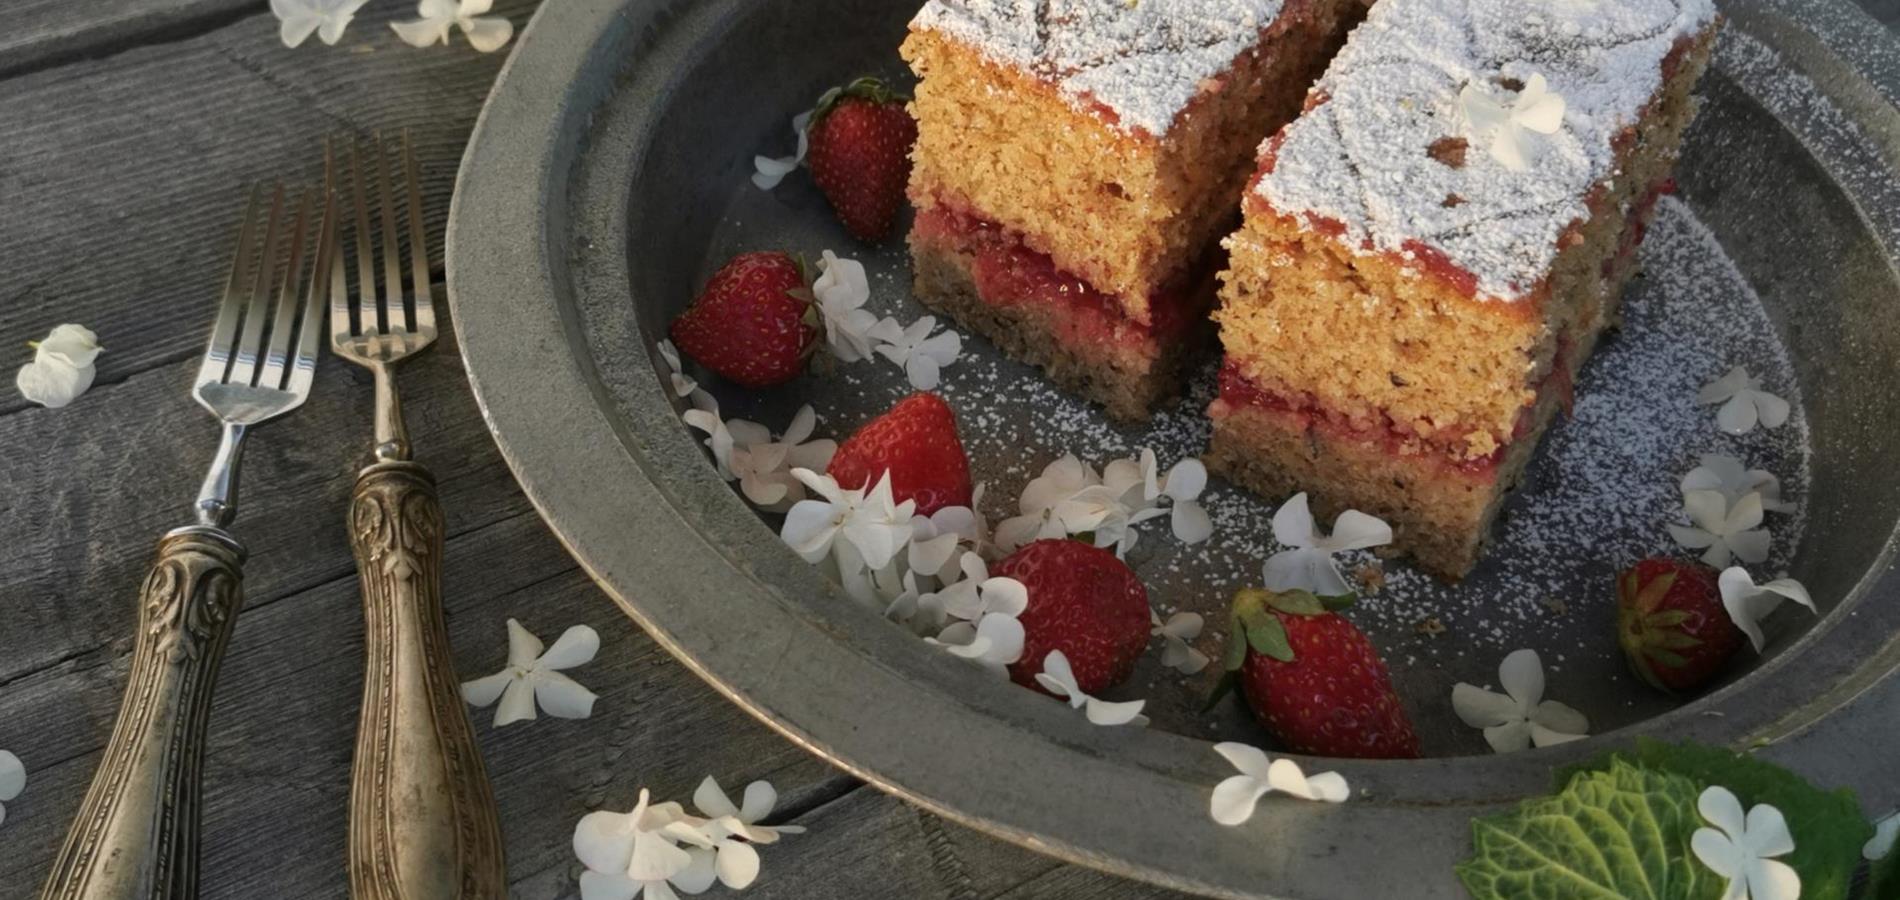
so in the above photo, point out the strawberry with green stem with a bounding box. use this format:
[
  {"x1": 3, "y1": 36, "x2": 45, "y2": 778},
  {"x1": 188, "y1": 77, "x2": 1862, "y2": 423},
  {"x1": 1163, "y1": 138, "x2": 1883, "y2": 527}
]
[
  {"x1": 806, "y1": 77, "x2": 917, "y2": 243},
  {"x1": 1617, "y1": 558, "x2": 1741, "y2": 693}
]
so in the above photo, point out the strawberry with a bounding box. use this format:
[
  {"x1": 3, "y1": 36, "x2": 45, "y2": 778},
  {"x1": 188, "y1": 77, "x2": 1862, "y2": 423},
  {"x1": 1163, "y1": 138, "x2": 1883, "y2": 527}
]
[
  {"x1": 1617, "y1": 558, "x2": 1740, "y2": 693},
  {"x1": 1210, "y1": 588, "x2": 1419, "y2": 759},
  {"x1": 669, "y1": 251, "x2": 818, "y2": 388},
  {"x1": 996, "y1": 539, "x2": 1151, "y2": 695},
  {"x1": 806, "y1": 77, "x2": 917, "y2": 242},
  {"x1": 827, "y1": 392, "x2": 972, "y2": 515}
]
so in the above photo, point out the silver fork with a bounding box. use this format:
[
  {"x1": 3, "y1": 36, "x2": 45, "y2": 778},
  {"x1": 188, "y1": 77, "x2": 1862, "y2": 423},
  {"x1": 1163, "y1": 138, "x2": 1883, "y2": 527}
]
[
  {"x1": 41, "y1": 179, "x2": 334, "y2": 900},
  {"x1": 332, "y1": 132, "x2": 506, "y2": 900}
]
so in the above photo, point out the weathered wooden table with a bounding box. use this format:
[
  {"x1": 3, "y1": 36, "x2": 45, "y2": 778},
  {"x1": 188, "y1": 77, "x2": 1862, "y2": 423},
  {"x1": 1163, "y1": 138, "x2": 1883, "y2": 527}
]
[{"x1": 5, "y1": 1, "x2": 1897, "y2": 898}]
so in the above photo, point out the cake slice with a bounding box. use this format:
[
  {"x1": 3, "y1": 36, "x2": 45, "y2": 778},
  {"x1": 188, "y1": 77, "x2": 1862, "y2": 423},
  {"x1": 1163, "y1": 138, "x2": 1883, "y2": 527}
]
[
  {"x1": 901, "y1": 0, "x2": 1364, "y2": 420},
  {"x1": 1208, "y1": 0, "x2": 1720, "y2": 577}
]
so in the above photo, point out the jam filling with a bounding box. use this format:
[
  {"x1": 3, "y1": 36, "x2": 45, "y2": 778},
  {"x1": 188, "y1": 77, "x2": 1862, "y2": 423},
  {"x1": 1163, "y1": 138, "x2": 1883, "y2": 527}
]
[{"x1": 912, "y1": 203, "x2": 1205, "y2": 350}]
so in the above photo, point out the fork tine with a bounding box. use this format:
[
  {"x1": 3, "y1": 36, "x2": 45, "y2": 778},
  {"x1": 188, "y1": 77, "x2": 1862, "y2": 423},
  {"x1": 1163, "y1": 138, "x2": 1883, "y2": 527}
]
[
  {"x1": 374, "y1": 132, "x2": 409, "y2": 335},
  {"x1": 225, "y1": 186, "x2": 287, "y2": 388},
  {"x1": 326, "y1": 139, "x2": 353, "y2": 347},
  {"x1": 256, "y1": 189, "x2": 315, "y2": 391},
  {"x1": 196, "y1": 187, "x2": 264, "y2": 388},
  {"x1": 402, "y1": 130, "x2": 435, "y2": 334},
  {"x1": 349, "y1": 139, "x2": 380, "y2": 337},
  {"x1": 288, "y1": 175, "x2": 337, "y2": 399}
]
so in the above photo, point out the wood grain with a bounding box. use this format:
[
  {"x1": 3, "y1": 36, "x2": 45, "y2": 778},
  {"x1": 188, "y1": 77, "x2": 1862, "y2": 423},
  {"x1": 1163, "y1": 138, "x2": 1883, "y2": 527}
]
[{"x1": 0, "y1": 3, "x2": 1181, "y2": 898}]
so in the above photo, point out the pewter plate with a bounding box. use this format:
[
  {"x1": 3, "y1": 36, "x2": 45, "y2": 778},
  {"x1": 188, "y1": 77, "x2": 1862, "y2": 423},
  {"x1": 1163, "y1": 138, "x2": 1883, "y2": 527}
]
[{"x1": 447, "y1": 0, "x2": 1900, "y2": 895}]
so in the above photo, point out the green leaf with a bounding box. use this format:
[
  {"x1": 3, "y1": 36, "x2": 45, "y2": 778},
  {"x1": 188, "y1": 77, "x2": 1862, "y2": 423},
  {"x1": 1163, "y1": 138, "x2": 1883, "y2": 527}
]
[
  {"x1": 1457, "y1": 759, "x2": 1719, "y2": 900},
  {"x1": 1645, "y1": 610, "x2": 1693, "y2": 628},
  {"x1": 1265, "y1": 590, "x2": 1327, "y2": 616},
  {"x1": 1608, "y1": 740, "x2": 1873, "y2": 900},
  {"x1": 1867, "y1": 829, "x2": 1900, "y2": 900},
  {"x1": 1220, "y1": 614, "x2": 1248, "y2": 673},
  {"x1": 1317, "y1": 592, "x2": 1358, "y2": 612},
  {"x1": 1201, "y1": 670, "x2": 1239, "y2": 713},
  {"x1": 1244, "y1": 616, "x2": 1293, "y2": 662}
]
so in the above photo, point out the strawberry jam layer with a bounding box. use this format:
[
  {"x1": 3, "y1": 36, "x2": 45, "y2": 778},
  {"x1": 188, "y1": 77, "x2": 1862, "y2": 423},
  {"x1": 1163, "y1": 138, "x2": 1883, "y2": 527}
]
[
  {"x1": 912, "y1": 203, "x2": 1204, "y2": 350},
  {"x1": 1212, "y1": 362, "x2": 1528, "y2": 480}
]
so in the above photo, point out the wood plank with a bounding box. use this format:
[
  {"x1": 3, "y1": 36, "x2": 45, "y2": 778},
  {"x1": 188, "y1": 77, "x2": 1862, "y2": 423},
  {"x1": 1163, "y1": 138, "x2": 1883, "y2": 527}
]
[
  {"x1": 0, "y1": 0, "x2": 537, "y2": 417},
  {"x1": 3, "y1": 0, "x2": 258, "y2": 80}
]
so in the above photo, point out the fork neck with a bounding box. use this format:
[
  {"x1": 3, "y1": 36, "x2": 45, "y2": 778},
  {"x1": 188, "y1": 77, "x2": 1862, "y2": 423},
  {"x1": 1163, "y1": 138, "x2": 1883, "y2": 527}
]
[
  {"x1": 195, "y1": 420, "x2": 249, "y2": 528},
  {"x1": 372, "y1": 361, "x2": 411, "y2": 463}
]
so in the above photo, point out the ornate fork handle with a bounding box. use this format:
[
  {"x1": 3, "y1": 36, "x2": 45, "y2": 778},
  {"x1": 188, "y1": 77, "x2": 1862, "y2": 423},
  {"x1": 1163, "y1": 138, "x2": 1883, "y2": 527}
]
[
  {"x1": 40, "y1": 528, "x2": 245, "y2": 900},
  {"x1": 347, "y1": 461, "x2": 506, "y2": 899}
]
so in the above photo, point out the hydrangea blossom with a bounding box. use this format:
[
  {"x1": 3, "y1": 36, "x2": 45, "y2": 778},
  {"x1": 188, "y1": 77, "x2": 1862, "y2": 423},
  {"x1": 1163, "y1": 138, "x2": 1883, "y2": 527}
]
[
  {"x1": 1691, "y1": 786, "x2": 1800, "y2": 900},
  {"x1": 873, "y1": 315, "x2": 962, "y2": 390},
  {"x1": 684, "y1": 406, "x2": 835, "y2": 511},
  {"x1": 462, "y1": 619, "x2": 600, "y2": 727},
  {"x1": 1682, "y1": 454, "x2": 1793, "y2": 514},
  {"x1": 1717, "y1": 567, "x2": 1815, "y2": 654},
  {"x1": 574, "y1": 789, "x2": 718, "y2": 900},
  {"x1": 1151, "y1": 610, "x2": 1209, "y2": 675},
  {"x1": 780, "y1": 469, "x2": 915, "y2": 580},
  {"x1": 995, "y1": 451, "x2": 1213, "y2": 556},
  {"x1": 1207, "y1": 742, "x2": 1348, "y2": 826},
  {"x1": 1033, "y1": 651, "x2": 1148, "y2": 727},
  {"x1": 656, "y1": 339, "x2": 717, "y2": 413},
  {"x1": 392, "y1": 0, "x2": 514, "y2": 52},
  {"x1": 1450, "y1": 649, "x2": 1589, "y2": 753},
  {"x1": 752, "y1": 110, "x2": 813, "y2": 190},
  {"x1": 929, "y1": 612, "x2": 1026, "y2": 678},
  {"x1": 0, "y1": 750, "x2": 24, "y2": 827},
  {"x1": 812, "y1": 252, "x2": 900, "y2": 363},
  {"x1": 933, "y1": 552, "x2": 1028, "y2": 622},
  {"x1": 1260, "y1": 493, "x2": 1391, "y2": 597},
  {"x1": 906, "y1": 507, "x2": 978, "y2": 578},
  {"x1": 15, "y1": 324, "x2": 102, "y2": 409},
  {"x1": 1670, "y1": 490, "x2": 1771, "y2": 568},
  {"x1": 690, "y1": 777, "x2": 805, "y2": 889},
  {"x1": 1699, "y1": 366, "x2": 1791, "y2": 435},
  {"x1": 270, "y1": 0, "x2": 369, "y2": 47},
  {"x1": 1460, "y1": 73, "x2": 1566, "y2": 170}
]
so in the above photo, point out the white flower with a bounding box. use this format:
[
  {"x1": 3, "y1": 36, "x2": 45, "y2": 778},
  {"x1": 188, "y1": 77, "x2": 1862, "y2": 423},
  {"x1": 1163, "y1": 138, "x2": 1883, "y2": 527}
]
[
  {"x1": 780, "y1": 469, "x2": 915, "y2": 572},
  {"x1": 1718, "y1": 567, "x2": 1815, "y2": 654},
  {"x1": 1691, "y1": 785, "x2": 1801, "y2": 900},
  {"x1": 1866, "y1": 813, "x2": 1899, "y2": 861},
  {"x1": 691, "y1": 777, "x2": 805, "y2": 889},
  {"x1": 683, "y1": 406, "x2": 834, "y2": 510},
  {"x1": 0, "y1": 750, "x2": 24, "y2": 827},
  {"x1": 1151, "y1": 610, "x2": 1209, "y2": 674},
  {"x1": 929, "y1": 612, "x2": 1027, "y2": 678},
  {"x1": 874, "y1": 316, "x2": 963, "y2": 391},
  {"x1": 271, "y1": 0, "x2": 369, "y2": 47},
  {"x1": 906, "y1": 507, "x2": 978, "y2": 577},
  {"x1": 462, "y1": 619, "x2": 600, "y2": 727},
  {"x1": 1450, "y1": 649, "x2": 1589, "y2": 753},
  {"x1": 996, "y1": 455, "x2": 1100, "y2": 551},
  {"x1": 574, "y1": 789, "x2": 718, "y2": 900},
  {"x1": 933, "y1": 552, "x2": 1029, "y2": 622},
  {"x1": 1207, "y1": 742, "x2": 1348, "y2": 826},
  {"x1": 1683, "y1": 454, "x2": 1793, "y2": 514},
  {"x1": 812, "y1": 252, "x2": 901, "y2": 363},
  {"x1": 657, "y1": 339, "x2": 717, "y2": 413},
  {"x1": 752, "y1": 110, "x2": 814, "y2": 191},
  {"x1": 391, "y1": 0, "x2": 513, "y2": 52},
  {"x1": 1460, "y1": 72, "x2": 1566, "y2": 170},
  {"x1": 885, "y1": 570, "x2": 952, "y2": 635},
  {"x1": 1670, "y1": 490, "x2": 1771, "y2": 568},
  {"x1": 1033, "y1": 651, "x2": 1148, "y2": 727},
  {"x1": 1152, "y1": 456, "x2": 1213, "y2": 544},
  {"x1": 1261, "y1": 493, "x2": 1391, "y2": 596},
  {"x1": 16, "y1": 324, "x2": 101, "y2": 409},
  {"x1": 1699, "y1": 366, "x2": 1791, "y2": 435}
]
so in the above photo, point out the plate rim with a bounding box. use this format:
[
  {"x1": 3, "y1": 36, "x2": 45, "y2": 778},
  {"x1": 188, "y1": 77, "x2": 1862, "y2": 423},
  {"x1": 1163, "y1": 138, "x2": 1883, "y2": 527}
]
[{"x1": 445, "y1": 0, "x2": 1900, "y2": 895}]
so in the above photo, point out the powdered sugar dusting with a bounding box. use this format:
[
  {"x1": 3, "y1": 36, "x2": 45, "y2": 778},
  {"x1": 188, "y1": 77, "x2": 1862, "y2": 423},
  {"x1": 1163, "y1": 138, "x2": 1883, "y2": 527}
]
[
  {"x1": 1258, "y1": 0, "x2": 1717, "y2": 301},
  {"x1": 909, "y1": 0, "x2": 1286, "y2": 137}
]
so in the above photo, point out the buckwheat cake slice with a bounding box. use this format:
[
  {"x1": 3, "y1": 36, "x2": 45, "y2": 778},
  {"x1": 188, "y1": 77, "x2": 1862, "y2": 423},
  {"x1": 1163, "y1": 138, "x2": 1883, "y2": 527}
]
[
  {"x1": 1208, "y1": 0, "x2": 1720, "y2": 577},
  {"x1": 901, "y1": 0, "x2": 1364, "y2": 421}
]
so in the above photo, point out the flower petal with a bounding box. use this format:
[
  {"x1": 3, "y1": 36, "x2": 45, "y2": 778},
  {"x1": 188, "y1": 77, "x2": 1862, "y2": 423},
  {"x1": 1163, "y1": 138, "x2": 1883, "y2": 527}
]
[
  {"x1": 1530, "y1": 699, "x2": 1589, "y2": 738},
  {"x1": 1270, "y1": 493, "x2": 1320, "y2": 549},
  {"x1": 0, "y1": 751, "x2": 24, "y2": 803},
  {"x1": 1699, "y1": 366, "x2": 1749, "y2": 404},
  {"x1": 693, "y1": 776, "x2": 739, "y2": 819},
  {"x1": 532, "y1": 670, "x2": 599, "y2": 719},
  {"x1": 391, "y1": 15, "x2": 451, "y2": 46},
  {"x1": 1209, "y1": 776, "x2": 1272, "y2": 826},
  {"x1": 493, "y1": 680, "x2": 538, "y2": 726},
  {"x1": 714, "y1": 840, "x2": 761, "y2": 889},
  {"x1": 1699, "y1": 785, "x2": 1747, "y2": 838},
  {"x1": 1692, "y1": 827, "x2": 1744, "y2": 878},
  {"x1": 578, "y1": 870, "x2": 641, "y2": 900},
  {"x1": 1482, "y1": 720, "x2": 1533, "y2": 754},
  {"x1": 1266, "y1": 757, "x2": 1349, "y2": 803},
  {"x1": 573, "y1": 808, "x2": 638, "y2": 873},
  {"x1": 1171, "y1": 501, "x2": 1214, "y2": 545},
  {"x1": 1450, "y1": 683, "x2": 1520, "y2": 729},
  {"x1": 1726, "y1": 529, "x2": 1773, "y2": 565},
  {"x1": 1162, "y1": 459, "x2": 1207, "y2": 501},
  {"x1": 1669, "y1": 524, "x2": 1718, "y2": 551},
  {"x1": 462, "y1": 671, "x2": 513, "y2": 707},
  {"x1": 1753, "y1": 391, "x2": 1791, "y2": 429},
  {"x1": 1319, "y1": 509, "x2": 1393, "y2": 551},
  {"x1": 504, "y1": 618, "x2": 545, "y2": 668},
  {"x1": 1212, "y1": 742, "x2": 1275, "y2": 779},
  {"x1": 673, "y1": 846, "x2": 720, "y2": 893},
  {"x1": 1717, "y1": 394, "x2": 1759, "y2": 434},
  {"x1": 1261, "y1": 548, "x2": 1349, "y2": 596},
  {"x1": 1528, "y1": 722, "x2": 1589, "y2": 748},
  {"x1": 1083, "y1": 697, "x2": 1148, "y2": 726},
  {"x1": 738, "y1": 780, "x2": 777, "y2": 823},
  {"x1": 979, "y1": 577, "x2": 1029, "y2": 618},
  {"x1": 539, "y1": 625, "x2": 601, "y2": 670},
  {"x1": 1749, "y1": 858, "x2": 1802, "y2": 900},
  {"x1": 1864, "y1": 813, "x2": 1899, "y2": 860},
  {"x1": 1683, "y1": 490, "x2": 1730, "y2": 532},
  {"x1": 1497, "y1": 648, "x2": 1545, "y2": 709},
  {"x1": 16, "y1": 358, "x2": 95, "y2": 408},
  {"x1": 1742, "y1": 802, "x2": 1796, "y2": 858},
  {"x1": 780, "y1": 500, "x2": 840, "y2": 563}
]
